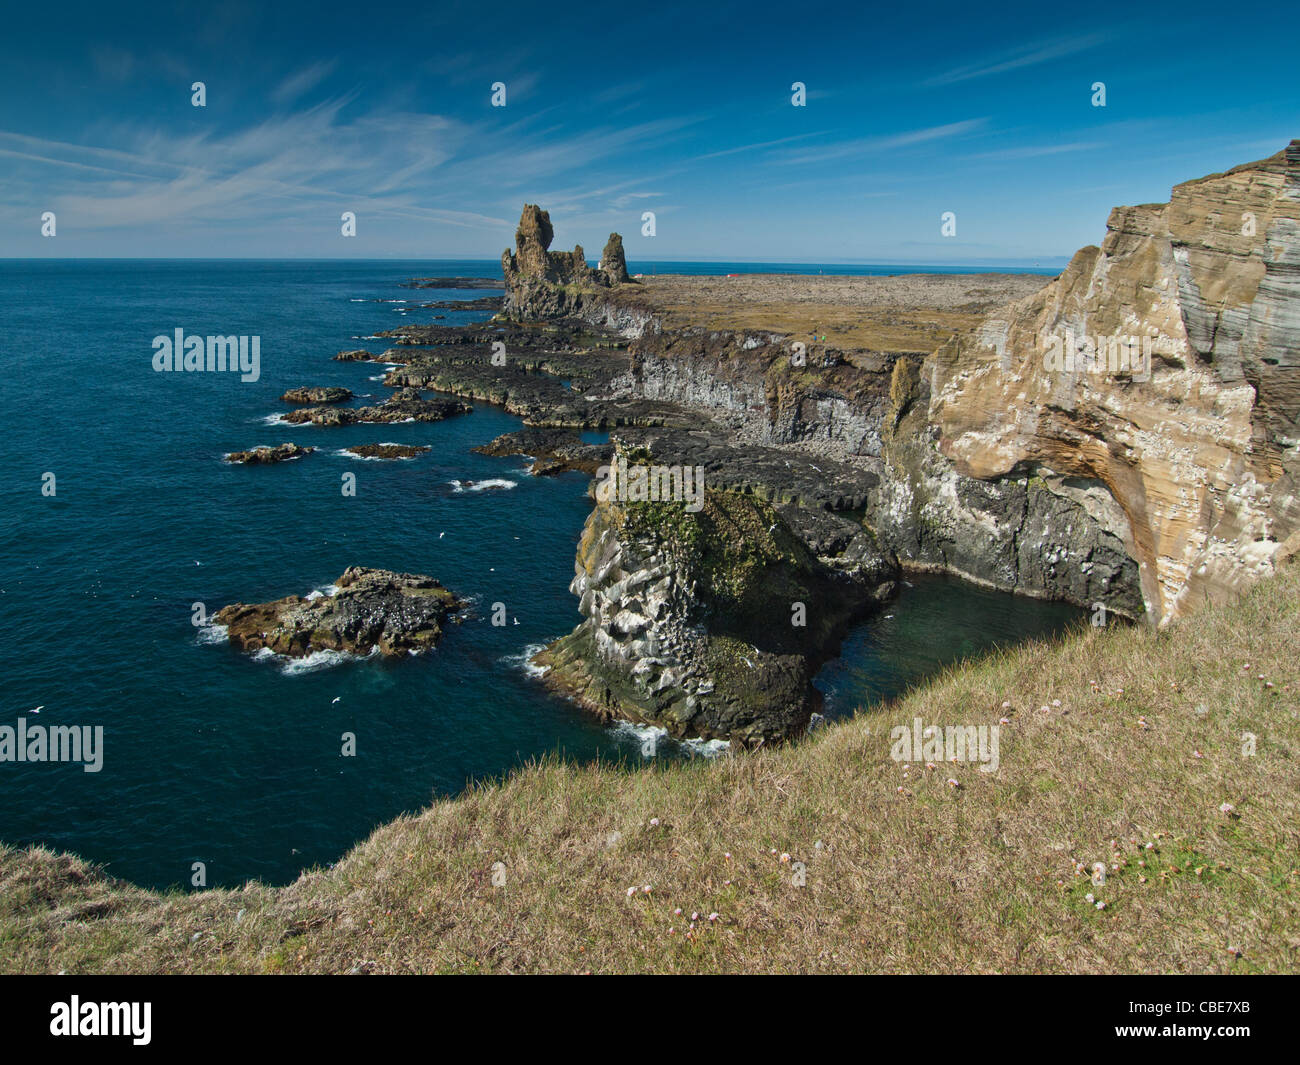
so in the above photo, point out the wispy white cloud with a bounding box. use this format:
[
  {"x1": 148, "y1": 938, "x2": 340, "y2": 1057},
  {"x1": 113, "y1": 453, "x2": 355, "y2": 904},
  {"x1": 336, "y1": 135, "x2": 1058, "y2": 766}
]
[
  {"x1": 964, "y1": 141, "x2": 1105, "y2": 161},
  {"x1": 923, "y1": 33, "x2": 1108, "y2": 87},
  {"x1": 271, "y1": 61, "x2": 338, "y2": 106},
  {"x1": 692, "y1": 132, "x2": 826, "y2": 162},
  {"x1": 774, "y1": 118, "x2": 989, "y2": 166}
]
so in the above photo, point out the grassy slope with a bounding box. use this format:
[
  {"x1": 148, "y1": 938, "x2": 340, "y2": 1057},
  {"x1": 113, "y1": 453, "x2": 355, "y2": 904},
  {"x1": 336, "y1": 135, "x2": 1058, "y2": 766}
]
[{"x1": 2, "y1": 562, "x2": 1297, "y2": 974}]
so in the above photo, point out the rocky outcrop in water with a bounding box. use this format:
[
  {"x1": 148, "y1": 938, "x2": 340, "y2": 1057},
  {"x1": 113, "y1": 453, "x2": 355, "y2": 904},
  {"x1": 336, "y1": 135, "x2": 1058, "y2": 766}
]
[
  {"x1": 280, "y1": 386, "x2": 352, "y2": 404},
  {"x1": 283, "y1": 389, "x2": 470, "y2": 426},
  {"x1": 535, "y1": 444, "x2": 898, "y2": 745},
  {"x1": 224, "y1": 443, "x2": 315, "y2": 465},
  {"x1": 473, "y1": 427, "x2": 610, "y2": 475},
  {"x1": 345, "y1": 444, "x2": 430, "y2": 460},
  {"x1": 215, "y1": 567, "x2": 462, "y2": 659}
]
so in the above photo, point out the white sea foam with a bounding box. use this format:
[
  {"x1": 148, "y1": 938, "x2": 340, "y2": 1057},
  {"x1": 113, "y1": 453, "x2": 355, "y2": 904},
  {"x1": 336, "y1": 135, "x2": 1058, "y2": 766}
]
[
  {"x1": 609, "y1": 720, "x2": 730, "y2": 760},
  {"x1": 194, "y1": 623, "x2": 229, "y2": 646},
  {"x1": 251, "y1": 645, "x2": 379, "y2": 675},
  {"x1": 448, "y1": 478, "x2": 517, "y2": 493},
  {"x1": 260, "y1": 413, "x2": 291, "y2": 426},
  {"x1": 501, "y1": 643, "x2": 549, "y2": 678}
]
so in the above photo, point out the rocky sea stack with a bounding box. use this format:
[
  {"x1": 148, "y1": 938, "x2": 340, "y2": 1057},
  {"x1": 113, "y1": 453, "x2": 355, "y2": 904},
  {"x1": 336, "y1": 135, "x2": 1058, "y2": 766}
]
[
  {"x1": 215, "y1": 567, "x2": 463, "y2": 659},
  {"x1": 534, "y1": 443, "x2": 898, "y2": 745},
  {"x1": 501, "y1": 204, "x2": 634, "y2": 318}
]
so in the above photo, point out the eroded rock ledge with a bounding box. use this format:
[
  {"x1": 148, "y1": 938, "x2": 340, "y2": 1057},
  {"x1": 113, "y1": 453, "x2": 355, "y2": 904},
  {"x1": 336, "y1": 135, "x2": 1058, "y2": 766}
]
[{"x1": 215, "y1": 567, "x2": 462, "y2": 659}]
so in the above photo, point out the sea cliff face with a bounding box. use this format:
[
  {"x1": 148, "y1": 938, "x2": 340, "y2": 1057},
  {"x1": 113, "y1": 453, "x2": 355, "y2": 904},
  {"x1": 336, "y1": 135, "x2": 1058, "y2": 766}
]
[
  {"x1": 503, "y1": 143, "x2": 1298, "y2": 739},
  {"x1": 928, "y1": 142, "x2": 1300, "y2": 624}
]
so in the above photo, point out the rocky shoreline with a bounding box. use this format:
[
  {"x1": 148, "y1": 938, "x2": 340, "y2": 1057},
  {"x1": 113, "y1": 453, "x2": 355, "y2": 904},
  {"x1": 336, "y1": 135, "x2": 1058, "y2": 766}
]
[{"x1": 214, "y1": 142, "x2": 1299, "y2": 744}]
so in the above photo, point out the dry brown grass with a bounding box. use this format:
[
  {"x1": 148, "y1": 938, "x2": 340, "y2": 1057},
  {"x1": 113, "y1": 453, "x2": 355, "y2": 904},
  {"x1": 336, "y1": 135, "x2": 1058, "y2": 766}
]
[
  {"x1": 609, "y1": 273, "x2": 1051, "y2": 352},
  {"x1": 2, "y1": 560, "x2": 1297, "y2": 974}
]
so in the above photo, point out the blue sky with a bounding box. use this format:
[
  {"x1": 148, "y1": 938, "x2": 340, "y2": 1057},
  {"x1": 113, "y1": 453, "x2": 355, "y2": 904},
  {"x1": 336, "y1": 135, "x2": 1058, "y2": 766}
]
[{"x1": 1, "y1": 0, "x2": 1294, "y2": 263}]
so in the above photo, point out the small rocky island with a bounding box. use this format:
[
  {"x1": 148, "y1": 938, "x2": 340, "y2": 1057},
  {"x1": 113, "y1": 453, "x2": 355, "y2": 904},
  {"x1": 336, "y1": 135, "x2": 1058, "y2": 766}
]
[
  {"x1": 215, "y1": 567, "x2": 463, "y2": 658},
  {"x1": 282, "y1": 388, "x2": 470, "y2": 426},
  {"x1": 280, "y1": 386, "x2": 352, "y2": 404},
  {"x1": 224, "y1": 443, "x2": 316, "y2": 465},
  {"x1": 345, "y1": 443, "x2": 431, "y2": 460}
]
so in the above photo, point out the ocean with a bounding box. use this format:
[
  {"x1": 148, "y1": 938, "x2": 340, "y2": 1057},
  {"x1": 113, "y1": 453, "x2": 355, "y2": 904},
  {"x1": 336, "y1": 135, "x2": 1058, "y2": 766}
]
[{"x1": 0, "y1": 259, "x2": 1080, "y2": 889}]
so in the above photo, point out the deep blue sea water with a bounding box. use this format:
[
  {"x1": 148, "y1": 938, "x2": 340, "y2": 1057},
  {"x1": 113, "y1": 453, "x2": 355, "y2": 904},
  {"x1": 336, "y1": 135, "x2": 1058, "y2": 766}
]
[{"x1": 0, "y1": 259, "x2": 1080, "y2": 890}]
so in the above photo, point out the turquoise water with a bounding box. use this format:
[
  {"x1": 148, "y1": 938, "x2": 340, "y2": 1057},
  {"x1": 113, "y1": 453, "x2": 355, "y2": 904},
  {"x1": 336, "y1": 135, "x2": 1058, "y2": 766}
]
[{"x1": 0, "y1": 260, "x2": 1081, "y2": 890}]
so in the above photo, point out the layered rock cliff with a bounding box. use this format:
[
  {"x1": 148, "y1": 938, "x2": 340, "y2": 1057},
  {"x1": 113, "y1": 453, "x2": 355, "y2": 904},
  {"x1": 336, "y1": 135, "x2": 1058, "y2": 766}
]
[
  {"x1": 504, "y1": 142, "x2": 1299, "y2": 630},
  {"x1": 929, "y1": 141, "x2": 1300, "y2": 624}
]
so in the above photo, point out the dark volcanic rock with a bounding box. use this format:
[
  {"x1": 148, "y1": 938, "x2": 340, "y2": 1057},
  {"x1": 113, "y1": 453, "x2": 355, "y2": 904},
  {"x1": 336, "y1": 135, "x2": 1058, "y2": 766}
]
[
  {"x1": 611, "y1": 426, "x2": 877, "y2": 511},
  {"x1": 280, "y1": 386, "x2": 353, "y2": 404},
  {"x1": 333, "y1": 349, "x2": 391, "y2": 362},
  {"x1": 345, "y1": 444, "x2": 431, "y2": 460},
  {"x1": 283, "y1": 389, "x2": 471, "y2": 426},
  {"x1": 399, "y1": 277, "x2": 503, "y2": 290},
  {"x1": 473, "y1": 427, "x2": 611, "y2": 475},
  {"x1": 215, "y1": 567, "x2": 462, "y2": 659},
  {"x1": 535, "y1": 484, "x2": 897, "y2": 746},
  {"x1": 418, "y1": 296, "x2": 502, "y2": 311},
  {"x1": 224, "y1": 443, "x2": 316, "y2": 465}
]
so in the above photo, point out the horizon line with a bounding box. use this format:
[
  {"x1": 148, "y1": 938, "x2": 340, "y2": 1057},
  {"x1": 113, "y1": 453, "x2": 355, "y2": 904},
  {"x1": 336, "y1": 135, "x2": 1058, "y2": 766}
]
[{"x1": 0, "y1": 255, "x2": 1068, "y2": 269}]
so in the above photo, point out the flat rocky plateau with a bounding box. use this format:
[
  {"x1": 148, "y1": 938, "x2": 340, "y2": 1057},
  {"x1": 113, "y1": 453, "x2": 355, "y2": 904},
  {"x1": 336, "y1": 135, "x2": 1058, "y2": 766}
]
[{"x1": 605, "y1": 271, "x2": 1052, "y2": 351}]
